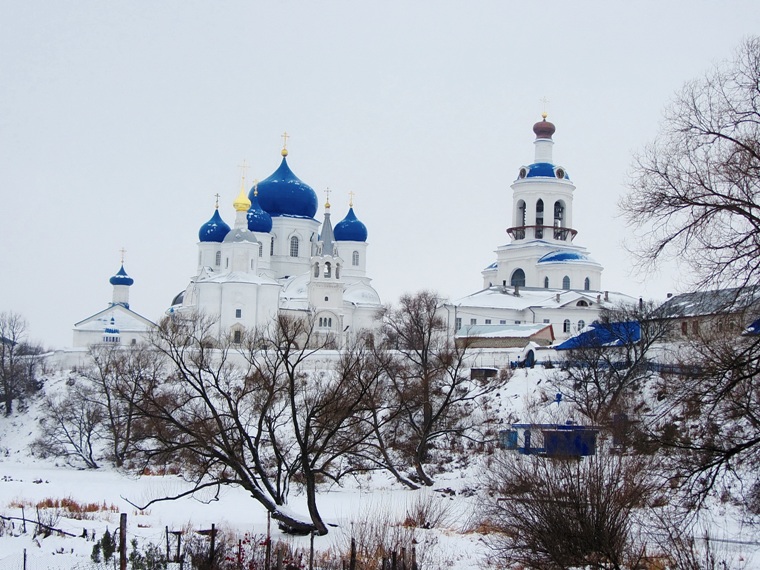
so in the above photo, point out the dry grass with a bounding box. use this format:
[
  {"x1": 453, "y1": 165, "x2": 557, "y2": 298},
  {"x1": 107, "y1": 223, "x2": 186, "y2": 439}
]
[{"x1": 8, "y1": 496, "x2": 119, "y2": 520}]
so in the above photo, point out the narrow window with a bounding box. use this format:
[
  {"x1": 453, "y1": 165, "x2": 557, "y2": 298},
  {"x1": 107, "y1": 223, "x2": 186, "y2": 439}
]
[
  {"x1": 258, "y1": 243, "x2": 262, "y2": 257},
  {"x1": 578, "y1": 319, "x2": 586, "y2": 330},
  {"x1": 511, "y1": 268, "x2": 526, "y2": 288},
  {"x1": 470, "y1": 318, "x2": 477, "y2": 325},
  {"x1": 233, "y1": 330, "x2": 242, "y2": 344},
  {"x1": 314, "y1": 263, "x2": 320, "y2": 278},
  {"x1": 215, "y1": 251, "x2": 221, "y2": 266},
  {"x1": 352, "y1": 251, "x2": 359, "y2": 266},
  {"x1": 235, "y1": 309, "x2": 242, "y2": 318},
  {"x1": 335, "y1": 264, "x2": 340, "y2": 279},
  {"x1": 681, "y1": 321, "x2": 688, "y2": 336},
  {"x1": 225, "y1": 257, "x2": 229, "y2": 268},
  {"x1": 290, "y1": 236, "x2": 299, "y2": 258},
  {"x1": 324, "y1": 262, "x2": 331, "y2": 278},
  {"x1": 535, "y1": 199, "x2": 544, "y2": 238},
  {"x1": 544, "y1": 276, "x2": 549, "y2": 289},
  {"x1": 562, "y1": 276, "x2": 570, "y2": 289},
  {"x1": 270, "y1": 237, "x2": 275, "y2": 256},
  {"x1": 563, "y1": 319, "x2": 571, "y2": 333},
  {"x1": 692, "y1": 321, "x2": 699, "y2": 334},
  {"x1": 455, "y1": 317, "x2": 462, "y2": 330},
  {"x1": 584, "y1": 277, "x2": 590, "y2": 291}
]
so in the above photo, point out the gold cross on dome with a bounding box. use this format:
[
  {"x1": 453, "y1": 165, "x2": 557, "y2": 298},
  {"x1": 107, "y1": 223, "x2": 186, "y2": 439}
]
[
  {"x1": 214, "y1": 193, "x2": 221, "y2": 208},
  {"x1": 324, "y1": 187, "x2": 331, "y2": 207},
  {"x1": 237, "y1": 159, "x2": 249, "y2": 182},
  {"x1": 120, "y1": 248, "x2": 126, "y2": 264},
  {"x1": 540, "y1": 96, "x2": 550, "y2": 118},
  {"x1": 348, "y1": 191, "x2": 355, "y2": 207},
  {"x1": 281, "y1": 131, "x2": 290, "y2": 149}
]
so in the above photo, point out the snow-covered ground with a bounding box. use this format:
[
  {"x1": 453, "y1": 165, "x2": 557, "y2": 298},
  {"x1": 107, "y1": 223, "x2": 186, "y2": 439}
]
[{"x1": 1, "y1": 366, "x2": 758, "y2": 569}]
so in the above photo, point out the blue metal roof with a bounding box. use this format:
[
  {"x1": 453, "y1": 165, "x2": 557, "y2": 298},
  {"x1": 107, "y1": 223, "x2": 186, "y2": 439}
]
[
  {"x1": 538, "y1": 250, "x2": 589, "y2": 263},
  {"x1": 252, "y1": 157, "x2": 318, "y2": 219},
  {"x1": 555, "y1": 321, "x2": 641, "y2": 350},
  {"x1": 523, "y1": 162, "x2": 570, "y2": 180},
  {"x1": 334, "y1": 207, "x2": 368, "y2": 242}
]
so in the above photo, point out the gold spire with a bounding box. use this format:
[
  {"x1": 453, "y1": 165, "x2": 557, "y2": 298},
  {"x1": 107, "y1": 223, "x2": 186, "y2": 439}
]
[
  {"x1": 324, "y1": 187, "x2": 331, "y2": 209},
  {"x1": 233, "y1": 167, "x2": 252, "y2": 212},
  {"x1": 281, "y1": 131, "x2": 289, "y2": 157},
  {"x1": 348, "y1": 191, "x2": 355, "y2": 208}
]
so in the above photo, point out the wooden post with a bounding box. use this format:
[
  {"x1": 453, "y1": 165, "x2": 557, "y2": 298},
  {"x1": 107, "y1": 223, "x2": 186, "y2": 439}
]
[
  {"x1": 411, "y1": 546, "x2": 418, "y2": 570},
  {"x1": 119, "y1": 513, "x2": 127, "y2": 570},
  {"x1": 266, "y1": 512, "x2": 271, "y2": 570},
  {"x1": 276, "y1": 545, "x2": 284, "y2": 570},
  {"x1": 391, "y1": 551, "x2": 397, "y2": 570},
  {"x1": 23, "y1": 548, "x2": 27, "y2": 570},
  {"x1": 238, "y1": 538, "x2": 242, "y2": 569},
  {"x1": 166, "y1": 526, "x2": 170, "y2": 562},
  {"x1": 21, "y1": 506, "x2": 26, "y2": 533},
  {"x1": 209, "y1": 523, "x2": 216, "y2": 568},
  {"x1": 400, "y1": 547, "x2": 407, "y2": 570},
  {"x1": 309, "y1": 531, "x2": 315, "y2": 570},
  {"x1": 349, "y1": 537, "x2": 356, "y2": 570}
]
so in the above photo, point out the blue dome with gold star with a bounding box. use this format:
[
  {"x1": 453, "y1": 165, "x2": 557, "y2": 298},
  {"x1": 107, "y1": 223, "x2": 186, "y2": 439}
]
[
  {"x1": 251, "y1": 154, "x2": 318, "y2": 219},
  {"x1": 199, "y1": 209, "x2": 231, "y2": 242}
]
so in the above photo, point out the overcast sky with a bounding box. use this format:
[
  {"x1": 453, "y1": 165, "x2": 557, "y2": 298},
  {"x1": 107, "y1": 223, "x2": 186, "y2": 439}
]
[{"x1": 2, "y1": 1, "x2": 758, "y2": 348}]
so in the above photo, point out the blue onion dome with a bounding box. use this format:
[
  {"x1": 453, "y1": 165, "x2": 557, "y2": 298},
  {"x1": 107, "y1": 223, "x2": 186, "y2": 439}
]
[
  {"x1": 247, "y1": 189, "x2": 273, "y2": 233},
  {"x1": 109, "y1": 265, "x2": 134, "y2": 286},
  {"x1": 251, "y1": 152, "x2": 318, "y2": 219},
  {"x1": 199, "y1": 208, "x2": 231, "y2": 242},
  {"x1": 334, "y1": 207, "x2": 368, "y2": 242}
]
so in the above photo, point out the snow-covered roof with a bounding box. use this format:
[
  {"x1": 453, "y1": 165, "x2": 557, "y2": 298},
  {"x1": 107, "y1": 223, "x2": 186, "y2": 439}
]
[
  {"x1": 73, "y1": 303, "x2": 155, "y2": 332},
  {"x1": 456, "y1": 323, "x2": 551, "y2": 339},
  {"x1": 453, "y1": 286, "x2": 633, "y2": 311},
  {"x1": 657, "y1": 286, "x2": 760, "y2": 319}
]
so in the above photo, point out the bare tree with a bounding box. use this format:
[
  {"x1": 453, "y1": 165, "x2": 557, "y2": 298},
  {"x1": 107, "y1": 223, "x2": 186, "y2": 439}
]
[
  {"x1": 133, "y1": 312, "x2": 379, "y2": 535},
  {"x1": 621, "y1": 36, "x2": 760, "y2": 290},
  {"x1": 0, "y1": 311, "x2": 40, "y2": 415},
  {"x1": 557, "y1": 301, "x2": 669, "y2": 425},
  {"x1": 378, "y1": 291, "x2": 500, "y2": 486},
  {"x1": 79, "y1": 344, "x2": 159, "y2": 467},
  {"x1": 481, "y1": 453, "x2": 654, "y2": 570},
  {"x1": 34, "y1": 382, "x2": 103, "y2": 468}
]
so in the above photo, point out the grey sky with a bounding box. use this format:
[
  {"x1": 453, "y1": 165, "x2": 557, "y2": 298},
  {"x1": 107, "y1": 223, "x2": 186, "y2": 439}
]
[{"x1": 1, "y1": 1, "x2": 758, "y2": 348}]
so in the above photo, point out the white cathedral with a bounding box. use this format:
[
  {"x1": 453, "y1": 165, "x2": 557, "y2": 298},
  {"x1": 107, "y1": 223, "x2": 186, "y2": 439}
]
[{"x1": 73, "y1": 116, "x2": 631, "y2": 348}]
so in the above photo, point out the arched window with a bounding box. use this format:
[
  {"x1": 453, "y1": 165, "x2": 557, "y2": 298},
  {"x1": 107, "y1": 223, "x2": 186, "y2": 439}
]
[
  {"x1": 535, "y1": 199, "x2": 544, "y2": 238},
  {"x1": 553, "y1": 200, "x2": 565, "y2": 226},
  {"x1": 563, "y1": 319, "x2": 571, "y2": 333},
  {"x1": 584, "y1": 277, "x2": 590, "y2": 291},
  {"x1": 270, "y1": 237, "x2": 275, "y2": 256},
  {"x1": 352, "y1": 251, "x2": 359, "y2": 266},
  {"x1": 562, "y1": 276, "x2": 570, "y2": 289},
  {"x1": 215, "y1": 251, "x2": 221, "y2": 266},
  {"x1": 578, "y1": 320, "x2": 586, "y2": 331},
  {"x1": 544, "y1": 276, "x2": 549, "y2": 289},
  {"x1": 290, "y1": 236, "x2": 299, "y2": 258},
  {"x1": 314, "y1": 263, "x2": 320, "y2": 278},
  {"x1": 681, "y1": 321, "x2": 688, "y2": 335},
  {"x1": 335, "y1": 264, "x2": 340, "y2": 279},
  {"x1": 517, "y1": 200, "x2": 526, "y2": 226},
  {"x1": 510, "y1": 268, "x2": 526, "y2": 287},
  {"x1": 324, "y1": 262, "x2": 332, "y2": 278}
]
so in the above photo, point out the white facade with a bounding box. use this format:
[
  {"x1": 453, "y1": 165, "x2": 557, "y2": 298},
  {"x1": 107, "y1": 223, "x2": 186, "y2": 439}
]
[
  {"x1": 172, "y1": 147, "x2": 382, "y2": 346},
  {"x1": 455, "y1": 116, "x2": 632, "y2": 340}
]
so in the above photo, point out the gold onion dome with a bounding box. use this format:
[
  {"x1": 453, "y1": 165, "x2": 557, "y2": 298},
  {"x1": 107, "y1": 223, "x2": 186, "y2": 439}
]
[{"x1": 233, "y1": 181, "x2": 251, "y2": 212}]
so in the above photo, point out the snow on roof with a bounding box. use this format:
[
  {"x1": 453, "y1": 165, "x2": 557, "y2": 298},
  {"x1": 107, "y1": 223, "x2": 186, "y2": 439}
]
[
  {"x1": 74, "y1": 304, "x2": 156, "y2": 331},
  {"x1": 452, "y1": 287, "x2": 634, "y2": 310},
  {"x1": 657, "y1": 286, "x2": 760, "y2": 319},
  {"x1": 456, "y1": 323, "x2": 550, "y2": 338}
]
